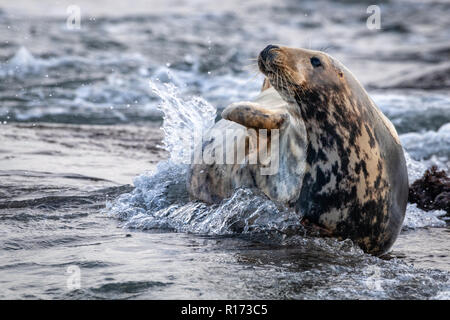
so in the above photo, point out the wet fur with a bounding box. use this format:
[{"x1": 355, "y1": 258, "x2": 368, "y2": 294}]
[
  {"x1": 188, "y1": 46, "x2": 408, "y2": 255},
  {"x1": 260, "y1": 46, "x2": 408, "y2": 255}
]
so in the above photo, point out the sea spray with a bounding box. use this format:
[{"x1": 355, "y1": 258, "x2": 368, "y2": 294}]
[
  {"x1": 150, "y1": 80, "x2": 216, "y2": 164},
  {"x1": 107, "y1": 82, "x2": 447, "y2": 236},
  {"x1": 107, "y1": 81, "x2": 305, "y2": 236}
]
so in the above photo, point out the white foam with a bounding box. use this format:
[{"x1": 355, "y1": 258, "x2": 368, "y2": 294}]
[
  {"x1": 402, "y1": 153, "x2": 447, "y2": 230},
  {"x1": 400, "y1": 123, "x2": 450, "y2": 161},
  {"x1": 404, "y1": 151, "x2": 428, "y2": 183},
  {"x1": 0, "y1": 46, "x2": 147, "y2": 79},
  {"x1": 372, "y1": 92, "x2": 450, "y2": 118},
  {"x1": 433, "y1": 288, "x2": 450, "y2": 300},
  {"x1": 371, "y1": 92, "x2": 450, "y2": 134},
  {"x1": 403, "y1": 203, "x2": 447, "y2": 230},
  {"x1": 109, "y1": 170, "x2": 303, "y2": 235},
  {"x1": 0, "y1": 46, "x2": 42, "y2": 77}
]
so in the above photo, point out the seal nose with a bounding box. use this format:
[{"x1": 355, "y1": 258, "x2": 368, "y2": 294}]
[{"x1": 260, "y1": 44, "x2": 279, "y2": 61}]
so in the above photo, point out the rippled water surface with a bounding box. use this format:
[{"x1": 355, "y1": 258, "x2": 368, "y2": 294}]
[{"x1": 0, "y1": 0, "x2": 449, "y2": 299}]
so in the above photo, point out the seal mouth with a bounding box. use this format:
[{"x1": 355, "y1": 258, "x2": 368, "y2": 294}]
[{"x1": 258, "y1": 44, "x2": 280, "y2": 75}]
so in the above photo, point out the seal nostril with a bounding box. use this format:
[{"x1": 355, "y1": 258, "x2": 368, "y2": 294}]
[{"x1": 260, "y1": 44, "x2": 279, "y2": 61}]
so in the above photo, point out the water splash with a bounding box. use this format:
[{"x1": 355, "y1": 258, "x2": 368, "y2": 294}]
[
  {"x1": 150, "y1": 80, "x2": 216, "y2": 163},
  {"x1": 107, "y1": 81, "x2": 304, "y2": 236},
  {"x1": 109, "y1": 166, "x2": 303, "y2": 236},
  {"x1": 107, "y1": 83, "x2": 447, "y2": 238},
  {"x1": 0, "y1": 47, "x2": 42, "y2": 77}
]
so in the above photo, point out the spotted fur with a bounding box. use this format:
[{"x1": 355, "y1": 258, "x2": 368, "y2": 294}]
[{"x1": 260, "y1": 46, "x2": 408, "y2": 255}]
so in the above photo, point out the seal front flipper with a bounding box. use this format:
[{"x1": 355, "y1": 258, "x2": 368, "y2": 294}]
[
  {"x1": 222, "y1": 102, "x2": 289, "y2": 130},
  {"x1": 222, "y1": 86, "x2": 290, "y2": 130}
]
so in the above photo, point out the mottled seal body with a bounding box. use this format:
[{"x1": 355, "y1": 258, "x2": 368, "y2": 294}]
[
  {"x1": 257, "y1": 45, "x2": 408, "y2": 255},
  {"x1": 187, "y1": 86, "x2": 307, "y2": 204},
  {"x1": 188, "y1": 45, "x2": 408, "y2": 255}
]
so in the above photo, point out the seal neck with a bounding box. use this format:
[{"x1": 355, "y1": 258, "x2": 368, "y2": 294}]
[{"x1": 295, "y1": 89, "x2": 364, "y2": 171}]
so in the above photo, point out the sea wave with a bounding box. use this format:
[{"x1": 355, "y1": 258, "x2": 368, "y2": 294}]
[{"x1": 400, "y1": 123, "x2": 450, "y2": 161}]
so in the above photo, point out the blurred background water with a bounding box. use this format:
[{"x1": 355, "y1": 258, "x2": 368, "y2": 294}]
[{"x1": 0, "y1": 0, "x2": 449, "y2": 299}]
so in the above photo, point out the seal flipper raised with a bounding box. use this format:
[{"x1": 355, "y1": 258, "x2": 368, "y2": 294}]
[
  {"x1": 221, "y1": 87, "x2": 290, "y2": 130},
  {"x1": 188, "y1": 84, "x2": 307, "y2": 205}
]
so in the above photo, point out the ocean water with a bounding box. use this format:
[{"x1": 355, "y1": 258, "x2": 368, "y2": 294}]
[{"x1": 0, "y1": 0, "x2": 449, "y2": 299}]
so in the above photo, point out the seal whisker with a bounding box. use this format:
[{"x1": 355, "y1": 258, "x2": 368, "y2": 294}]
[
  {"x1": 242, "y1": 71, "x2": 263, "y2": 86},
  {"x1": 243, "y1": 64, "x2": 260, "y2": 73},
  {"x1": 276, "y1": 70, "x2": 281, "y2": 89}
]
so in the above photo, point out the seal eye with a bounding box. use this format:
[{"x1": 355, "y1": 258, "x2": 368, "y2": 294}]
[{"x1": 310, "y1": 57, "x2": 322, "y2": 68}]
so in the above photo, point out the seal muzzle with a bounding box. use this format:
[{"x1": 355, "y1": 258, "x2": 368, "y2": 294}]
[{"x1": 258, "y1": 44, "x2": 279, "y2": 73}]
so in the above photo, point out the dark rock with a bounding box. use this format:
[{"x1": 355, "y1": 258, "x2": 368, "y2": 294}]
[{"x1": 408, "y1": 166, "x2": 450, "y2": 213}]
